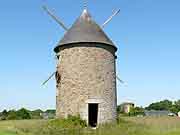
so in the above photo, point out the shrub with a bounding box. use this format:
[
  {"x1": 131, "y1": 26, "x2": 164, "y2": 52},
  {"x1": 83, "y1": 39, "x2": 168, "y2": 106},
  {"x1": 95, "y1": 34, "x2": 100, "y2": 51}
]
[{"x1": 46, "y1": 115, "x2": 86, "y2": 129}]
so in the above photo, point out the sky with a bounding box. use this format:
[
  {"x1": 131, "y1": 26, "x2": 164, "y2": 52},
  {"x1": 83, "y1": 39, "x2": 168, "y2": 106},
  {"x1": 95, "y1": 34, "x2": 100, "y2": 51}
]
[{"x1": 0, "y1": 0, "x2": 180, "y2": 111}]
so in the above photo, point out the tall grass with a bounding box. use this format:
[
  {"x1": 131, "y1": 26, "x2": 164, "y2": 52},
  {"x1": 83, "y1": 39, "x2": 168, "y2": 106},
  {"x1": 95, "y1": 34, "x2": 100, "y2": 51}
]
[{"x1": 0, "y1": 117, "x2": 180, "y2": 135}]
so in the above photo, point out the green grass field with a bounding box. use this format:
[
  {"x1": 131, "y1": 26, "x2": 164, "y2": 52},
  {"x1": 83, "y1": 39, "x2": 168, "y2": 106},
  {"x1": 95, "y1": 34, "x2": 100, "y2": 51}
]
[
  {"x1": 0, "y1": 117, "x2": 180, "y2": 135},
  {"x1": 0, "y1": 131, "x2": 16, "y2": 135}
]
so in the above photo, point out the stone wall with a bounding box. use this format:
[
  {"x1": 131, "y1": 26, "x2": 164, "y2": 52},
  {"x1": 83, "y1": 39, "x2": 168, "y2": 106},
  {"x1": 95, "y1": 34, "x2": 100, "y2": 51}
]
[{"x1": 55, "y1": 43, "x2": 117, "y2": 124}]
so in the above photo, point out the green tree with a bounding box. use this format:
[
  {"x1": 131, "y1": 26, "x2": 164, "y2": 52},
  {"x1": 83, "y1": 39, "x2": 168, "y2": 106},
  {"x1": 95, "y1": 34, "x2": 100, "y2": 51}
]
[
  {"x1": 16, "y1": 108, "x2": 31, "y2": 119},
  {"x1": 145, "y1": 100, "x2": 173, "y2": 111},
  {"x1": 31, "y1": 109, "x2": 43, "y2": 119},
  {"x1": 175, "y1": 100, "x2": 180, "y2": 106},
  {"x1": 0, "y1": 110, "x2": 8, "y2": 120},
  {"x1": 129, "y1": 107, "x2": 145, "y2": 116},
  {"x1": 170, "y1": 105, "x2": 179, "y2": 114},
  {"x1": 7, "y1": 110, "x2": 18, "y2": 120},
  {"x1": 174, "y1": 100, "x2": 180, "y2": 111},
  {"x1": 117, "y1": 105, "x2": 123, "y2": 114},
  {"x1": 145, "y1": 99, "x2": 180, "y2": 114},
  {"x1": 45, "y1": 109, "x2": 56, "y2": 114}
]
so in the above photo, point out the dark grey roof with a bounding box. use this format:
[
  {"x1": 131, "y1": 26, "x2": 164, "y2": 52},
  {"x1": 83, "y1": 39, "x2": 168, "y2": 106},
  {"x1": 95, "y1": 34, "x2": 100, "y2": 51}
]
[{"x1": 54, "y1": 9, "x2": 117, "y2": 52}]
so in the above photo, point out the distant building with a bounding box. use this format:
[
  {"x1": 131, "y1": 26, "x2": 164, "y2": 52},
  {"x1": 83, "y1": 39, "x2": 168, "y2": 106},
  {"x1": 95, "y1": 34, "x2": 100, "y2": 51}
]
[
  {"x1": 178, "y1": 112, "x2": 180, "y2": 117},
  {"x1": 121, "y1": 102, "x2": 135, "y2": 113},
  {"x1": 40, "y1": 112, "x2": 55, "y2": 119},
  {"x1": 145, "y1": 110, "x2": 170, "y2": 117}
]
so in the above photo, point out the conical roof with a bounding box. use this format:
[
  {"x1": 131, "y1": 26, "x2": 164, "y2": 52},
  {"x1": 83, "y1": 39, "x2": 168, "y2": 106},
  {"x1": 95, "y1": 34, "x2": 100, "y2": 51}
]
[{"x1": 54, "y1": 9, "x2": 117, "y2": 52}]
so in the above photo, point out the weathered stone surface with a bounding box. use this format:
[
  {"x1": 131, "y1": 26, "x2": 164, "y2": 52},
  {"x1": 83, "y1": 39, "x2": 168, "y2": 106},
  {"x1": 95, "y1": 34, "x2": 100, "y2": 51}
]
[{"x1": 55, "y1": 43, "x2": 117, "y2": 124}]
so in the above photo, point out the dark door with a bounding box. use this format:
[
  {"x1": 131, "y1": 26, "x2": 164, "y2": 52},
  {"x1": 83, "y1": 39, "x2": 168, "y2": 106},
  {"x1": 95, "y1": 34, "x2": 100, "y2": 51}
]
[{"x1": 88, "y1": 103, "x2": 98, "y2": 127}]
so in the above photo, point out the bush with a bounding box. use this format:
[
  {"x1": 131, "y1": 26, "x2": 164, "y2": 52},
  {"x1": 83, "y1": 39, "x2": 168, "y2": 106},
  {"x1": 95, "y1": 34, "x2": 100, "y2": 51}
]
[{"x1": 47, "y1": 115, "x2": 87, "y2": 129}]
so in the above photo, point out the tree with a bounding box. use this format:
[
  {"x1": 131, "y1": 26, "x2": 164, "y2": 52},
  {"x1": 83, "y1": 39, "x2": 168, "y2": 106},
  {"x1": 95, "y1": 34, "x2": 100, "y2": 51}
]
[
  {"x1": 0, "y1": 110, "x2": 8, "y2": 120},
  {"x1": 7, "y1": 110, "x2": 18, "y2": 120},
  {"x1": 129, "y1": 107, "x2": 145, "y2": 116},
  {"x1": 16, "y1": 108, "x2": 31, "y2": 119},
  {"x1": 117, "y1": 105, "x2": 123, "y2": 114},
  {"x1": 170, "y1": 105, "x2": 179, "y2": 114},
  {"x1": 145, "y1": 99, "x2": 180, "y2": 114},
  {"x1": 174, "y1": 100, "x2": 180, "y2": 111},
  {"x1": 31, "y1": 109, "x2": 43, "y2": 119},
  {"x1": 45, "y1": 109, "x2": 56, "y2": 114},
  {"x1": 2, "y1": 110, "x2": 8, "y2": 116},
  {"x1": 145, "y1": 100, "x2": 173, "y2": 111},
  {"x1": 175, "y1": 100, "x2": 180, "y2": 106}
]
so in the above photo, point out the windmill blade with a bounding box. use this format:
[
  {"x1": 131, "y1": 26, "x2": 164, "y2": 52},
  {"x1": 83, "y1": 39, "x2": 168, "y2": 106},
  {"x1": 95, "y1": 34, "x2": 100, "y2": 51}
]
[
  {"x1": 102, "y1": 9, "x2": 120, "y2": 28},
  {"x1": 116, "y1": 75, "x2": 124, "y2": 84},
  {"x1": 42, "y1": 72, "x2": 56, "y2": 86},
  {"x1": 42, "y1": 5, "x2": 68, "y2": 31},
  {"x1": 116, "y1": 75, "x2": 128, "y2": 86}
]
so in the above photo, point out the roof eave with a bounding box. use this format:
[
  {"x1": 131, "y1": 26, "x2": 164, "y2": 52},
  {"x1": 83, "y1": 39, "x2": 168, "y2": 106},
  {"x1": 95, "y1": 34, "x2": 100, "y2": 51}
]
[{"x1": 54, "y1": 42, "x2": 117, "y2": 53}]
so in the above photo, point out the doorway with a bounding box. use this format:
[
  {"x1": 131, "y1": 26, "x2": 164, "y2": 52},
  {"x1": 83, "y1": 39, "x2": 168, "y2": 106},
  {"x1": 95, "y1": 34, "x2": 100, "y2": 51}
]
[{"x1": 88, "y1": 103, "x2": 98, "y2": 127}]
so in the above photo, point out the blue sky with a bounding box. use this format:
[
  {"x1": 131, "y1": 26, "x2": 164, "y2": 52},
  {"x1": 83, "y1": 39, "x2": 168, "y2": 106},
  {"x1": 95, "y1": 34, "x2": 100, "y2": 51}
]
[{"x1": 0, "y1": 0, "x2": 180, "y2": 111}]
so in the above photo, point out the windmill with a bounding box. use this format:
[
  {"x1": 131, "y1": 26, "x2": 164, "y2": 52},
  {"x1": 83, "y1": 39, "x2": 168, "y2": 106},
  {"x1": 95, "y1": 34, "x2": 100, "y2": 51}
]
[
  {"x1": 42, "y1": 4, "x2": 126, "y2": 86},
  {"x1": 42, "y1": 1, "x2": 126, "y2": 126}
]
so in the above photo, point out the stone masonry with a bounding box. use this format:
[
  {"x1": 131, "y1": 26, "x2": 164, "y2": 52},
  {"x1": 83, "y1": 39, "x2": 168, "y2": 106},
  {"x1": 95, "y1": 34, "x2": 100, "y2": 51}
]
[{"x1": 55, "y1": 43, "x2": 117, "y2": 124}]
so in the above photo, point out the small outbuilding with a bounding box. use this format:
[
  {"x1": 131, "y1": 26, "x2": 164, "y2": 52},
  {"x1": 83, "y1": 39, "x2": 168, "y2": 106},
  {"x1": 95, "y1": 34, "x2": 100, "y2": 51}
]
[
  {"x1": 121, "y1": 102, "x2": 135, "y2": 114},
  {"x1": 178, "y1": 111, "x2": 180, "y2": 117}
]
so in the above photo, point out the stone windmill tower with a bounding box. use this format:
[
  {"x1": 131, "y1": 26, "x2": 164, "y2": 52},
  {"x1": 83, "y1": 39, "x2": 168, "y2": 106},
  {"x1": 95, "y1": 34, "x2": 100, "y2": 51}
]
[{"x1": 43, "y1": 4, "x2": 123, "y2": 127}]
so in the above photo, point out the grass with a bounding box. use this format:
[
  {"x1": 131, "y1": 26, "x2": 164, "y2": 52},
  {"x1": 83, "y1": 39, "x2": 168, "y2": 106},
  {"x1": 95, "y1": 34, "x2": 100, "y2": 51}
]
[
  {"x1": 0, "y1": 120, "x2": 47, "y2": 135},
  {"x1": 0, "y1": 117, "x2": 180, "y2": 135},
  {"x1": 125, "y1": 116, "x2": 180, "y2": 135},
  {"x1": 0, "y1": 131, "x2": 17, "y2": 135}
]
